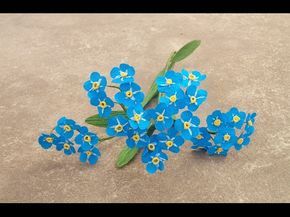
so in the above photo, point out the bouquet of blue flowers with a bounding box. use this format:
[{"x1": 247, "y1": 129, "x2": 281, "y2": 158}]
[{"x1": 38, "y1": 40, "x2": 257, "y2": 174}]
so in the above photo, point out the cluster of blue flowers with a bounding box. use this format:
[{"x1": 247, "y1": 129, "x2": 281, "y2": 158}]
[{"x1": 38, "y1": 117, "x2": 101, "y2": 165}]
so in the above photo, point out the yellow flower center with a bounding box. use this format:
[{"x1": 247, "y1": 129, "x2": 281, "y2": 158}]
[
  {"x1": 99, "y1": 101, "x2": 107, "y2": 108},
  {"x1": 196, "y1": 134, "x2": 203, "y2": 140},
  {"x1": 157, "y1": 114, "x2": 164, "y2": 122},
  {"x1": 248, "y1": 120, "x2": 253, "y2": 126},
  {"x1": 233, "y1": 115, "x2": 240, "y2": 123},
  {"x1": 166, "y1": 140, "x2": 173, "y2": 147},
  {"x1": 120, "y1": 71, "x2": 128, "y2": 77},
  {"x1": 84, "y1": 135, "x2": 91, "y2": 142},
  {"x1": 166, "y1": 78, "x2": 173, "y2": 85},
  {"x1": 64, "y1": 143, "x2": 70, "y2": 150},
  {"x1": 86, "y1": 151, "x2": 92, "y2": 156},
  {"x1": 126, "y1": 90, "x2": 133, "y2": 98},
  {"x1": 190, "y1": 96, "x2": 197, "y2": 104},
  {"x1": 152, "y1": 157, "x2": 160, "y2": 165},
  {"x1": 169, "y1": 95, "x2": 177, "y2": 102},
  {"x1": 223, "y1": 134, "x2": 231, "y2": 141},
  {"x1": 184, "y1": 122, "x2": 190, "y2": 129},
  {"x1": 92, "y1": 82, "x2": 100, "y2": 90},
  {"x1": 45, "y1": 137, "x2": 53, "y2": 143},
  {"x1": 148, "y1": 143, "x2": 155, "y2": 151},
  {"x1": 63, "y1": 125, "x2": 72, "y2": 132},
  {"x1": 132, "y1": 134, "x2": 140, "y2": 142},
  {"x1": 237, "y1": 138, "x2": 244, "y2": 145},
  {"x1": 115, "y1": 125, "x2": 123, "y2": 133},
  {"x1": 213, "y1": 119, "x2": 221, "y2": 127},
  {"x1": 188, "y1": 73, "x2": 196, "y2": 80},
  {"x1": 134, "y1": 114, "x2": 141, "y2": 122},
  {"x1": 217, "y1": 147, "x2": 223, "y2": 154}
]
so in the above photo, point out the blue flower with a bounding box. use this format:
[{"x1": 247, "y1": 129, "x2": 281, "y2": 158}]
[
  {"x1": 213, "y1": 127, "x2": 237, "y2": 149},
  {"x1": 83, "y1": 72, "x2": 107, "y2": 99},
  {"x1": 147, "y1": 103, "x2": 174, "y2": 131},
  {"x1": 142, "y1": 150, "x2": 168, "y2": 174},
  {"x1": 115, "y1": 82, "x2": 144, "y2": 108},
  {"x1": 156, "y1": 70, "x2": 183, "y2": 92},
  {"x1": 110, "y1": 63, "x2": 135, "y2": 84},
  {"x1": 55, "y1": 117, "x2": 76, "y2": 139},
  {"x1": 75, "y1": 126, "x2": 99, "y2": 151},
  {"x1": 157, "y1": 128, "x2": 184, "y2": 153},
  {"x1": 226, "y1": 107, "x2": 246, "y2": 129},
  {"x1": 159, "y1": 88, "x2": 186, "y2": 114},
  {"x1": 126, "y1": 104, "x2": 150, "y2": 130},
  {"x1": 174, "y1": 111, "x2": 200, "y2": 140},
  {"x1": 206, "y1": 110, "x2": 227, "y2": 133},
  {"x1": 90, "y1": 91, "x2": 114, "y2": 118},
  {"x1": 55, "y1": 136, "x2": 76, "y2": 155},
  {"x1": 78, "y1": 146, "x2": 101, "y2": 165},
  {"x1": 245, "y1": 113, "x2": 257, "y2": 136},
  {"x1": 185, "y1": 85, "x2": 207, "y2": 112},
  {"x1": 141, "y1": 135, "x2": 162, "y2": 162},
  {"x1": 207, "y1": 145, "x2": 229, "y2": 157},
  {"x1": 191, "y1": 127, "x2": 212, "y2": 150},
  {"x1": 234, "y1": 133, "x2": 250, "y2": 151},
  {"x1": 38, "y1": 133, "x2": 57, "y2": 149},
  {"x1": 106, "y1": 115, "x2": 130, "y2": 137},
  {"x1": 181, "y1": 69, "x2": 206, "y2": 87},
  {"x1": 126, "y1": 129, "x2": 150, "y2": 148}
]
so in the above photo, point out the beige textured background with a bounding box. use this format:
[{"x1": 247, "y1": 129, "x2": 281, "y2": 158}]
[{"x1": 0, "y1": 14, "x2": 289, "y2": 202}]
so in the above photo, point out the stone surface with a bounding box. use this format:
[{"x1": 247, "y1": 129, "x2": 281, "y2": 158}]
[{"x1": 0, "y1": 14, "x2": 289, "y2": 203}]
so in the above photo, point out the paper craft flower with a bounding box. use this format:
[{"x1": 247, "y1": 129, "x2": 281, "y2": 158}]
[
  {"x1": 148, "y1": 103, "x2": 174, "y2": 131},
  {"x1": 207, "y1": 144, "x2": 229, "y2": 157},
  {"x1": 83, "y1": 71, "x2": 107, "y2": 99},
  {"x1": 126, "y1": 104, "x2": 150, "y2": 130},
  {"x1": 213, "y1": 126, "x2": 237, "y2": 149},
  {"x1": 126, "y1": 129, "x2": 150, "y2": 148},
  {"x1": 110, "y1": 63, "x2": 135, "y2": 84},
  {"x1": 159, "y1": 88, "x2": 186, "y2": 114},
  {"x1": 206, "y1": 110, "x2": 227, "y2": 133},
  {"x1": 157, "y1": 128, "x2": 184, "y2": 153},
  {"x1": 141, "y1": 135, "x2": 162, "y2": 162},
  {"x1": 142, "y1": 150, "x2": 168, "y2": 174},
  {"x1": 78, "y1": 146, "x2": 101, "y2": 165},
  {"x1": 55, "y1": 136, "x2": 76, "y2": 155},
  {"x1": 38, "y1": 133, "x2": 57, "y2": 149},
  {"x1": 115, "y1": 82, "x2": 144, "y2": 108},
  {"x1": 185, "y1": 85, "x2": 207, "y2": 112},
  {"x1": 181, "y1": 69, "x2": 206, "y2": 87},
  {"x1": 55, "y1": 117, "x2": 76, "y2": 139},
  {"x1": 156, "y1": 70, "x2": 182, "y2": 92},
  {"x1": 191, "y1": 127, "x2": 212, "y2": 150},
  {"x1": 226, "y1": 107, "x2": 246, "y2": 129},
  {"x1": 234, "y1": 133, "x2": 250, "y2": 151},
  {"x1": 75, "y1": 126, "x2": 99, "y2": 151},
  {"x1": 245, "y1": 112, "x2": 257, "y2": 136},
  {"x1": 106, "y1": 115, "x2": 130, "y2": 137},
  {"x1": 174, "y1": 111, "x2": 200, "y2": 140},
  {"x1": 90, "y1": 91, "x2": 114, "y2": 118}
]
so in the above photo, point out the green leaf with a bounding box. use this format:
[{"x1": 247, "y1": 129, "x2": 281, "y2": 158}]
[
  {"x1": 172, "y1": 40, "x2": 201, "y2": 63},
  {"x1": 116, "y1": 147, "x2": 139, "y2": 168},
  {"x1": 85, "y1": 110, "x2": 126, "y2": 127}
]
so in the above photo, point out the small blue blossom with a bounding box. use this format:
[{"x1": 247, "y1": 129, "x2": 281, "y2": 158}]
[
  {"x1": 90, "y1": 91, "x2": 114, "y2": 118},
  {"x1": 159, "y1": 88, "x2": 186, "y2": 114},
  {"x1": 213, "y1": 127, "x2": 237, "y2": 150},
  {"x1": 126, "y1": 129, "x2": 150, "y2": 148},
  {"x1": 141, "y1": 135, "x2": 162, "y2": 162},
  {"x1": 174, "y1": 111, "x2": 200, "y2": 140},
  {"x1": 207, "y1": 144, "x2": 229, "y2": 157},
  {"x1": 226, "y1": 107, "x2": 246, "y2": 129},
  {"x1": 234, "y1": 133, "x2": 250, "y2": 151},
  {"x1": 83, "y1": 72, "x2": 107, "y2": 99},
  {"x1": 206, "y1": 110, "x2": 227, "y2": 133},
  {"x1": 191, "y1": 127, "x2": 212, "y2": 150},
  {"x1": 185, "y1": 85, "x2": 207, "y2": 112},
  {"x1": 75, "y1": 126, "x2": 99, "y2": 151},
  {"x1": 126, "y1": 104, "x2": 150, "y2": 130},
  {"x1": 38, "y1": 133, "x2": 57, "y2": 149},
  {"x1": 181, "y1": 69, "x2": 206, "y2": 87},
  {"x1": 106, "y1": 115, "x2": 130, "y2": 137},
  {"x1": 55, "y1": 117, "x2": 76, "y2": 139},
  {"x1": 156, "y1": 70, "x2": 183, "y2": 92},
  {"x1": 55, "y1": 136, "x2": 76, "y2": 155},
  {"x1": 147, "y1": 103, "x2": 174, "y2": 131},
  {"x1": 245, "y1": 113, "x2": 257, "y2": 136},
  {"x1": 157, "y1": 128, "x2": 184, "y2": 153},
  {"x1": 78, "y1": 146, "x2": 101, "y2": 165},
  {"x1": 110, "y1": 63, "x2": 135, "y2": 84},
  {"x1": 142, "y1": 150, "x2": 168, "y2": 174},
  {"x1": 115, "y1": 82, "x2": 144, "y2": 108}
]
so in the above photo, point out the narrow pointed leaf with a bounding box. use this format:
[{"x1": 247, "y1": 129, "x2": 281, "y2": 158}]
[
  {"x1": 85, "y1": 110, "x2": 127, "y2": 127},
  {"x1": 172, "y1": 40, "x2": 201, "y2": 63}
]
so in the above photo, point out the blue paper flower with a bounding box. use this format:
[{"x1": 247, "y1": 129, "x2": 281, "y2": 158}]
[
  {"x1": 141, "y1": 135, "x2": 162, "y2": 162},
  {"x1": 38, "y1": 133, "x2": 57, "y2": 149},
  {"x1": 206, "y1": 110, "x2": 227, "y2": 133},
  {"x1": 110, "y1": 63, "x2": 135, "y2": 84},
  {"x1": 126, "y1": 129, "x2": 150, "y2": 148},
  {"x1": 143, "y1": 150, "x2": 168, "y2": 174},
  {"x1": 75, "y1": 126, "x2": 99, "y2": 151},
  {"x1": 126, "y1": 104, "x2": 150, "y2": 130},
  {"x1": 174, "y1": 111, "x2": 200, "y2": 140},
  {"x1": 83, "y1": 72, "x2": 107, "y2": 99},
  {"x1": 148, "y1": 103, "x2": 174, "y2": 131},
  {"x1": 90, "y1": 91, "x2": 114, "y2": 118},
  {"x1": 234, "y1": 133, "x2": 250, "y2": 151},
  {"x1": 55, "y1": 117, "x2": 76, "y2": 139},
  {"x1": 159, "y1": 88, "x2": 186, "y2": 114},
  {"x1": 157, "y1": 128, "x2": 184, "y2": 153},
  {"x1": 115, "y1": 82, "x2": 144, "y2": 108},
  {"x1": 226, "y1": 107, "x2": 246, "y2": 129},
  {"x1": 213, "y1": 127, "x2": 237, "y2": 149},
  {"x1": 185, "y1": 85, "x2": 207, "y2": 112},
  {"x1": 106, "y1": 115, "x2": 130, "y2": 137},
  {"x1": 191, "y1": 127, "x2": 212, "y2": 150},
  {"x1": 181, "y1": 69, "x2": 206, "y2": 87},
  {"x1": 207, "y1": 145, "x2": 229, "y2": 157},
  {"x1": 78, "y1": 146, "x2": 101, "y2": 165},
  {"x1": 156, "y1": 70, "x2": 182, "y2": 92},
  {"x1": 245, "y1": 113, "x2": 257, "y2": 136},
  {"x1": 55, "y1": 136, "x2": 76, "y2": 155}
]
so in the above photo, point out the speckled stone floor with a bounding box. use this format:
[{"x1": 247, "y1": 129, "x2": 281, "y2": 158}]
[{"x1": 0, "y1": 14, "x2": 289, "y2": 202}]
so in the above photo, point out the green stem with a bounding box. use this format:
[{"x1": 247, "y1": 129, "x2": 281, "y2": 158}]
[
  {"x1": 99, "y1": 136, "x2": 114, "y2": 142},
  {"x1": 107, "y1": 85, "x2": 120, "y2": 90}
]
